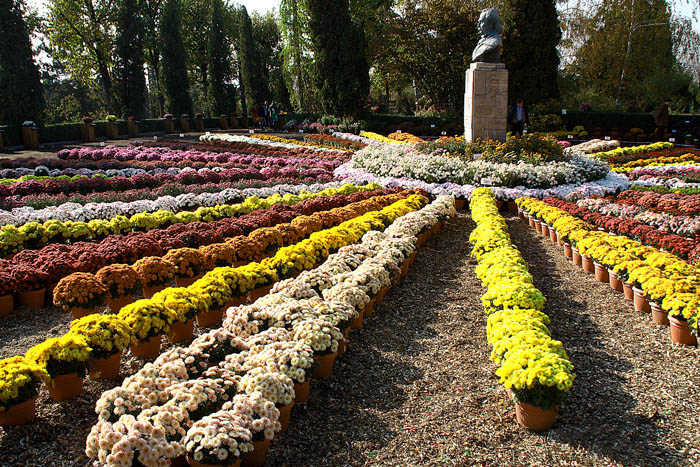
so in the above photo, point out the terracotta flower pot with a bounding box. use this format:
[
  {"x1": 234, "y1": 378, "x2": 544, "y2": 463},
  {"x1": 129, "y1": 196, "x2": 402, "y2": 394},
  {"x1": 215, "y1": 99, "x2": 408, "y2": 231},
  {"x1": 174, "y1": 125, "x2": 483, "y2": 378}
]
[
  {"x1": 48, "y1": 372, "x2": 84, "y2": 401},
  {"x1": 143, "y1": 284, "x2": 167, "y2": 299},
  {"x1": 582, "y1": 256, "x2": 595, "y2": 274},
  {"x1": 608, "y1": 269, "x2": 623, "y2": 292},
  {"x1": 623, "y1": 282, "x2": 634, "y2": 300},
  {"x1": 364, "y1": 297, "x2": 377, "y2": 317},
  {"x1": 528, "y1": 216, "x2": 536, "y2": 229},
  {"x1": 515, "y1": 402, "x2": 558, "y2": 432},
  {"x1": 169, "y1": 318, "x2": 195, "y2": 343},
  {"x1": 549, "y1": 228, "x2": 557, "y2": 243},
  {"x1": 71, "y1": 305, "x2": 97, "y2": 319},
  {"x1": 408, "y1": 251, "x2": 417, "y2": 268},
  {"x1": 350, "y1": 312, "x2": 363, "y2": 330},
  {"x1": 337, "y1": 337, "x2": 346, "y2": 355},
  {"x1": 186, "y1": 455, "x2": 240, "y2": 467},
  {"x1": 557, "y1": 233, "x2": 564, "y2": 247},
  {"x1": 197, "y1": 309, "x2": 224, "y2": 328},
  {"x1": 593, "y1": 262, "x2": 609, "y2": 283},
  {"x1": 242, "y1": 438, "x2": 271, "y2": 467},
  {"x1": 572, "y1": 248, "x2": 582, "y2": 266},
  {"x1": 669, "y1": 316, "x2": 698, "y2": 346},
  {"x1": 535, "y1": 221, "x2": 543, "y2": 234},
  {"x1": 540, "y1": 223, "x2": 550, "y2": 237},
  {"x1": 293, "y1": 378, "x2": 311, "y2": 404},
  {"x1": 454, "y1": 199, "x2": 466, "y2": 210},
  {"x1": 130, "y1": 335, "x2": 161, "y2": 359},
  {"x1": 0, "y1": 395, "x2": 37, "y2": 425},
  {"x1": 518, "y1": 209, "x2": 526, "y2": 220},
  {"x1": 0, "y1": 294, "x2": 14, "y2": 317},
  {"x1": 563, "y1": 243, "x2": 572, "y2": 259},
  {"x1": 108, "y1": 295, "x2": 133, "y2": 313},
  {"x1": 375, "y1": 286, "x2": 389, "y2": 305},
  {"x1": 400, "y1": 259, "x2": 410, "y2": 278},
  {"x1": 17, "y1": 288, "x2": 45, "y2": 309},
  {"x1": 278, "y1": 401, "x2": 294, "y2": 433},
  {"x1": 313, "y1": 351, "x2": 338, "y2": 379},
  {"x1": 89, "y1": 351, "x2": 122, "y2": 380},
  {"x1": 650, "y1": 302, "x2": 670, "y2": 327},
  {"x1": 632, "y1": 287, "x2": 651, "y2": 313},
  {"x1": 176, "y1": 275, "x2": 200, "y2": 288},
  {"x1": 226, "y1": 296, "x2": 247, "y2": 310}
]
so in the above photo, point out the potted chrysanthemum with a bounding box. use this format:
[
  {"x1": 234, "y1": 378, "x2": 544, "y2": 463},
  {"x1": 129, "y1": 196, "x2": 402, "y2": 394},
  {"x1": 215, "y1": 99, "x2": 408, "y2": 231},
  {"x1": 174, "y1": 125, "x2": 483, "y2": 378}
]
[
  {"x1": 184, "y1": 410, "x2": 252, "y2": 467},
  {"x1": 53, "y1": 272, "x2": 109, "y2": 319},
  {"x1": 68, "y1": 314, "x2": 133, "y2": 380},
  {"x1": 96, "y1": 264, "x2": 142, "y2": 312},
  {"x1": 25, "y1": 334, "x2": 92, "y2": 401},
  {"x1": 118, "y1": 300, "x2": 177, "y2": 359},
  {"x1": 152, "y1": 287, "x2": 208, "y2": 343},
  {"x1": 0, "y1": 356, "x2": 47, "y2": 425},
  {"x1": 222, "y1": 392, "x2": 281, "y2": 467},
  {"x1": 134, "y1": 256, "x2": 176, "y2": 298},
  {"x1": 291, "y1": 318, "x2": 342, "y2": 379},
  {"x1": 238, "y1": 368, "x2": 294, "y2": 433}
]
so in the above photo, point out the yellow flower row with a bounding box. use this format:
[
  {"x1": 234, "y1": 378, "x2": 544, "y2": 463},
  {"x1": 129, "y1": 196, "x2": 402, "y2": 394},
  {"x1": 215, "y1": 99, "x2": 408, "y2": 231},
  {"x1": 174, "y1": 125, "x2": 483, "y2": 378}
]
[
  {"x1": 470, "y1": 188, "x2": 574, "y2": 407},
  {"x1": 516, "y1": 197, "x2": 700, "y2": 331},
  {"x1": 249, "y1": 134, "x2": 349, "y2": 152},
  {"x1": 359, "y1": 131, "x2": 412, "y2": 145},
  {"x1": 388, "y1": 132, "x2": 425, "y2": 144},
  {"x1": 611, "y1": 153, "x2": 700, "y2": 172},
  {"x1": 0, "y1": 183, "x2": 380, "y2": 256},
  {"x1": 592, "y1": 142, "x2": 674, "y2": 159}
]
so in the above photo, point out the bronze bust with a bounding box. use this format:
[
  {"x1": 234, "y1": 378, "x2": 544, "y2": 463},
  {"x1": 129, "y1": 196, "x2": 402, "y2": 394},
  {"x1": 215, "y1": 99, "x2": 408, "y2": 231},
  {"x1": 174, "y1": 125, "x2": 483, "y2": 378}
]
[{"x1": 472, "y1": 8, "x2": 502, "y2": 63}]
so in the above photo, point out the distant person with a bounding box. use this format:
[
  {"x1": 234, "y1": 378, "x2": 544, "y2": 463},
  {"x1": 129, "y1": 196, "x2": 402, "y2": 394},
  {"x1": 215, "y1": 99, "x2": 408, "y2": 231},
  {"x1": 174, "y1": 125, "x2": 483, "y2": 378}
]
[
  {"x1": 257, "y1": 102, "x2": 266, "y2": 129},
  {"x1": 508, "y1": 98, "x2": 529, "y2": 136},
  {"x1": 270, "y1": 103, "x2": 279, "y2": 131},
  {"x1": 655, "y1": 98, "x2": 671, "y2": 141},
  {"x1": 263, "y1": 101, "x2": 270, "y2": 129}
]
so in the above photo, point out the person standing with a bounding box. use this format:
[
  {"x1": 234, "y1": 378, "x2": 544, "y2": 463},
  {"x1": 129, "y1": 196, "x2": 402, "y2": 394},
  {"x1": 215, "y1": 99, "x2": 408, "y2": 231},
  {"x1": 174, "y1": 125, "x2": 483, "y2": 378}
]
[
  {"x1": 257, "y1": 102, "x2": 266, "y2": 129},
  {"x1": 508, "y1": 98, "x2": 529, "y2": 136},
  {"x1": 270, "y1": 102, "x2": 279, "y2": 131},
  {"x1": 655, "y1": 98, "x2": 671, "y2": 141}
]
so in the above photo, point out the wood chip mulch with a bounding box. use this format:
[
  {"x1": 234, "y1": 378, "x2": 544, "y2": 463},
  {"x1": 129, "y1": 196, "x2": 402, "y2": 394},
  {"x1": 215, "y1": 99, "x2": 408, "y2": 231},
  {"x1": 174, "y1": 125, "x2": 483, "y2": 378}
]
[{"x1": 2, "y1": 211, "x2": 699, "y2": 466}]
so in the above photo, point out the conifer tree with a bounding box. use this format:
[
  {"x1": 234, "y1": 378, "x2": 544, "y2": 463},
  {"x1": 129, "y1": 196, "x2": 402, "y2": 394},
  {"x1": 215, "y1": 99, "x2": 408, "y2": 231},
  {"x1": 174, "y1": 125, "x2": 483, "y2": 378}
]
[
  {"x1": 115, "y1": 0, "x2": 147, "y2": 118},
  {"x1": 206, "y1": 0, "x2": 232, "y2": 116},
  {"x1": 0, "y1": 0, "x2": 45, "y2": 125}
]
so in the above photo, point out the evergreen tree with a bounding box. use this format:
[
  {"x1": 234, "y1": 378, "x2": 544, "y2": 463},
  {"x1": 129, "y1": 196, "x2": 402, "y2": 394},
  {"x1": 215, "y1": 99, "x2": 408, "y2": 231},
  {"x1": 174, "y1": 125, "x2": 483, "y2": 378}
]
[
  {"x1": 238, "y1": 6, "x2": 267, "y2": 109},
  {"x1": 115, "y1": 0, "x2": 147, "y2": 118},
  {"x1": 307, "y1": 0, "x2": 369, "y2": 115},
  {"x1": 501, "y1": 0, "x2": 561, "y2": 105},
  {"x1": 0, "y1": 0, "x2": 44, "y2": 125},
  {"x1": 207, "y1": 0, "x2": 232, "y2": 116},
  {"x1": 160, "y1": 0, "x2": 193, "y2": 115}
]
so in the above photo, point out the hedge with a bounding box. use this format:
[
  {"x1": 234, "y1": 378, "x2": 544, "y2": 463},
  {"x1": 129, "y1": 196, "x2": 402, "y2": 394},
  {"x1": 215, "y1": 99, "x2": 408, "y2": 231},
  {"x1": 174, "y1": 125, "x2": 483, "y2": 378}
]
[{"x1": 561, "y1": 111, "x2": 700, "y2": 134}]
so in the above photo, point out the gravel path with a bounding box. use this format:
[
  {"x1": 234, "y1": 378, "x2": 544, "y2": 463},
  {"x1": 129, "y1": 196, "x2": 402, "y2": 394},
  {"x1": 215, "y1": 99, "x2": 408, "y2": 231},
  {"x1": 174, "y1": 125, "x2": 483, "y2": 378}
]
[{"x1": 2, "y1": 211, "x2": 699, "y2": 466}]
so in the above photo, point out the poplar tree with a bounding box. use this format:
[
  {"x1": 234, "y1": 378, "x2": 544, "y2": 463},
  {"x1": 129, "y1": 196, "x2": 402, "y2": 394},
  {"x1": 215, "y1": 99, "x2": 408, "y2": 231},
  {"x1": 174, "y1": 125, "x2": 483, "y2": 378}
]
[
  {"x1": 115, "y1": 0, "x2": 147, "y2": 118},
  {"x1": 207, "y1": 0, "x2": 232, "y2": 115},
  {"x1": 160, "y1": 0, "x2": 193, "y2": 115}
]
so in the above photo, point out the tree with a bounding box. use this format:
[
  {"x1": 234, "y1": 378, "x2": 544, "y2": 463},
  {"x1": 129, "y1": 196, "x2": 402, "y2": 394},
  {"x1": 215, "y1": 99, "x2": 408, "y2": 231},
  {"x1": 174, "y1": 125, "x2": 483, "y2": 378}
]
[
  {"x1": 307, "y1": 0, "x2": 369, "y2": 115},
  {"x1": 0, "y1": 0, "x2": 44, "y2": 125},
  {"x1": 46, "y1": 0, "x2": 117, "y2": 112},
  {"x1": 501, "y1": 0, "x2": 561, "y2": 105},
  {"x1": 253, "y1": 12, "x2": 291, "y2": 109},
  {"x1": 182, "y1": 0, "x2": 212, "y2": 110},
  {"x1": 238, "y1": 6, "x2": 267, "y2": 109},
  {"x1": 279, "y1": 0, "x2": 315, "y2": 111},
  {"x1": 207, "y1": 0, "x2": 232, "y2": 116},
  {"x1": 141, "y1": 0, "x2": 164, "y2": 116},
  {"x1": 115, "y1": 0, "x2": 147, "y2": 118},
  {"x1": 160, "y1": 0, "x2": 193, "y2": 115}
]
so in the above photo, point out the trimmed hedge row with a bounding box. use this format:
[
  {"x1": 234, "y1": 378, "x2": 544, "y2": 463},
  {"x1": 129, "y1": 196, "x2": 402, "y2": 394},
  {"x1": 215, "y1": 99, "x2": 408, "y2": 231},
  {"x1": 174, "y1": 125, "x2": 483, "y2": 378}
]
[{"x1": 562, "y1": 111, "x2": 700, "y2": 134}]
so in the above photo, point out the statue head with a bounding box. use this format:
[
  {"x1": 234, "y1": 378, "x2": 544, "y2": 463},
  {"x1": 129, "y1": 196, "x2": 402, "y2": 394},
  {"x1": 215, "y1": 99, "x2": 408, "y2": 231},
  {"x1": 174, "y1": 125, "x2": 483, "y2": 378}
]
[{"x1": 478, "y1": 8, "x2": 502, "y2": 37}]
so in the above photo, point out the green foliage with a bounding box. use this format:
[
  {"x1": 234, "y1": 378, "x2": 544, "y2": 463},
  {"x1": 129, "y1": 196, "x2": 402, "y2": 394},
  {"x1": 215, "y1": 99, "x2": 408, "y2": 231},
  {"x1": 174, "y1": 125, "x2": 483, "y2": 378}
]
[
  {"x1": 307, "y1": 0, "x2": 369, "y2": 115},
  {"x1": 279, "y1": 0, "x2": 315, "y2": 111},
  {"x1": 46, "y1": 0, "x2": 117, "y2": 113},
  {"x1": 0, "y1": 0, "x2": 45, "y2": 125},
  {"x1": 45, "y1": 95, "x2": 82, "y2": 124},
  {"x1": 252, "y1": 12, "x2": 290, "y2": 109},
  {"x1": 206, "y1": 0, "x2": 233, "y2": 116},
  {"x1": 512, "y1": 383, "x2": 566, "y2": 411},
  {"x1": 181, "y1": 0, "x2": 212, "y2": 108},
  {"x1": 501, "y1": 0, "x2": 561, "y2": 105},
  {"x1": 115, "y1": 0, "x2": 146, "y2": 119},
  {"x1": 238, "y1": 6, "x2": 267, "y2": 108},
  {"x1": 160, "y1": 0, "x2": 193, "y2": 116}
]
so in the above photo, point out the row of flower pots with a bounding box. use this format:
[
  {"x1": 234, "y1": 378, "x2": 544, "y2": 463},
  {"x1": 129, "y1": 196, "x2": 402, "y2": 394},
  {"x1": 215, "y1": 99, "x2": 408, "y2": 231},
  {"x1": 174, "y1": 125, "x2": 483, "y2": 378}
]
[{"x1": 520, "y1": 209, "x2": 697, "y2": 347}]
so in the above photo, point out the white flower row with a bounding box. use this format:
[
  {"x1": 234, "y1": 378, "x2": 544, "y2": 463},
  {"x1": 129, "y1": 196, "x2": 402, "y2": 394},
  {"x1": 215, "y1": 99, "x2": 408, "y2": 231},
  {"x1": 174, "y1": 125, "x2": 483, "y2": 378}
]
[
  {"x1": 334, "y1": 160, "x2": 629, "y2": 201},
  {"x1": 86, "y1": 196, "x2": 453, "y2": 466},
  {"x1": 199, "y1": 133, "x2": 349, "y2": 155},
  {"x1": 0, "y1": 181, "x2": 359, "y2": 227},
  {"x1": 346, "y1": 144, "x2": 610, "y2": 189},
  {"x1": 331, "y1": 132, "x2": 384, "y2": 146}
]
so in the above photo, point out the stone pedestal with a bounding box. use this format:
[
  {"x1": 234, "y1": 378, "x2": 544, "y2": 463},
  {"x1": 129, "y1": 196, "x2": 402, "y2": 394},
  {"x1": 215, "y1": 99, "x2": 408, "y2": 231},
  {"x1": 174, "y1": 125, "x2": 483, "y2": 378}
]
[{"x1": 464, "y1": 62, "x2": 508, "y2": 142}]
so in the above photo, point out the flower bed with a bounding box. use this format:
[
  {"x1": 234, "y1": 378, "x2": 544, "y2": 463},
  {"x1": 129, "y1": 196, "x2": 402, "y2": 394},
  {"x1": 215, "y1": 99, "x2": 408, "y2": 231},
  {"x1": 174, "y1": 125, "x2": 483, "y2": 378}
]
[
  {"x1": 518, "y1": 197, "x2": 700, "y2": 342},
  {"x1": 80, "y1": 196, "x2": 453, "y2": 465},
  {"x1": 469, "y1": 188, "x2": 574, "y2": 431},
  {"x1": 0, "y1": 183, "x2": 379, "y2": 256},
  {"x1": 200, "y1": 134, "x2": 350, "y2": 158},
  {"x1": 591, "y1": 142, "x2": 674, "y2": 161},
  {"x1": 0, "y1": 187, "x2": 401, "y2": 303}
]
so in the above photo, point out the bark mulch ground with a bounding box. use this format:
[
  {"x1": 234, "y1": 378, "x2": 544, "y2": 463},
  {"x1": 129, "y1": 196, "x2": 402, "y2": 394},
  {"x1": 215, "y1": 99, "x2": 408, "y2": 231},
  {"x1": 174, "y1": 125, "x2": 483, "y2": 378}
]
[{"x1": 1, "y1": 211, "x2": 699, "y2": 466}]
